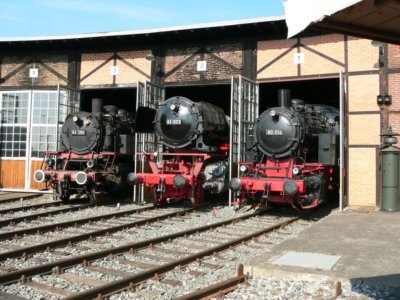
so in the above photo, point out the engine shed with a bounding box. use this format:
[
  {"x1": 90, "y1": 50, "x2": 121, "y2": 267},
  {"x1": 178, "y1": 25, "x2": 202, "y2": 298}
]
[{"x1": 0, "y1": 15, "x2": 398, "y2": 210}]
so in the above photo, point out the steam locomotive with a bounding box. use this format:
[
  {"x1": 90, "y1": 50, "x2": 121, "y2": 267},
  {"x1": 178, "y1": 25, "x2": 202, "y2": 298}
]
[
  {"x1": 34, "y1": 98, "x2": 135, "y2": 203},
  {"x1": 229, "y1": 89, "x2": 339, "y2": 209},
  {"x1": 128, "y1": 96, "x2": 230, "y2": 206}
]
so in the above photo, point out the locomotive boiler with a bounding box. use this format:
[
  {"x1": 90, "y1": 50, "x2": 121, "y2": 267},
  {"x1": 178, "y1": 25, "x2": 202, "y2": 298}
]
[
  {"x1": 128, "y1": 96, "x2": 230, "y2": 206},
  {"x1": 34, "y1": 98, "x2": 135, "y2": 203},
  {"x1": 229, "y1": 89, "x2": 339, "y2": 209}
]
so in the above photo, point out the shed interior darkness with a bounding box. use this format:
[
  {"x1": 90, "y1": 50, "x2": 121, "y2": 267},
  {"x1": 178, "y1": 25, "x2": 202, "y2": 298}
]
[
  {"x1": 80, "y1": 88, "x2": 137, "y2": 114},
  {"x1": 259, "y1": 78, "x2": 339, "y2": 112},
  {"x1": 166, "y1": 84, "x2": 231, "y2": 115}
]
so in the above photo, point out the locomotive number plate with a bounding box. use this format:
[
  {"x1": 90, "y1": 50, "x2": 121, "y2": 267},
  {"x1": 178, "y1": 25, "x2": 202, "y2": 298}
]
[
  {"x1": 71, "y1": 130, "x2": 86, "y2": 136},
  {"x1": 166, "y1": 119, "x2": 182, "y2": 125},
  {"x1": 266, "y1": 129, "x2": 284, "y2": 135}
]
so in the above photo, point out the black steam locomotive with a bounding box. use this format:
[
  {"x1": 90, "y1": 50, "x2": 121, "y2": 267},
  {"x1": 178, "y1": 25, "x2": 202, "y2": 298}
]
[
  {"x1": 230, "y1": 89, "x2": 339, "y2": 209},
  {"x1": 128, "y1": 96, "x2": 230, "y2": 206},
  {"x1": 34, "y1": 98, "x2": 135, "y2": 203}
]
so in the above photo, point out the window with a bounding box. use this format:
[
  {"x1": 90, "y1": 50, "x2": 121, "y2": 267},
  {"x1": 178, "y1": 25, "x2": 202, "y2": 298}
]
[
  {"x1": 0, "y1": 89, "x2": 78, "y2": 159},
  {"x1": 0, "y1": 92, "x2": 29, "y2": 158},
  {"x1": 30, "y1": 91, "x2": 59, "y2": 158}
]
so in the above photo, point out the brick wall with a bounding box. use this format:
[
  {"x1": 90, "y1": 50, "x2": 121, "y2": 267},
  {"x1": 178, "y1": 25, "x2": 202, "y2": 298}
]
[
  {"x1": 347, "y1": 36, "x2": 379, "y2": 72},
  {"x1": 1, "y1": 55, "x2": 68, "y2": 87},
  {"x1": 300, "y1": 34, "x2": 344, "y2": 76},
  {"x1": 257, "y1": 39, "x2": 297, "y2": 79},
  {"x1": 348, "y1": 114, "x2": 380, "y2": 145},
  {"x1": 116, "y1": 51, "x2": 151, "y2": 85},
  {"x1": 348, "y1": 74, "x2": 380, "y2": 112},
  {"x1": 348, "y1": 147, "x2": 377, "y2": 207},
  {"x1": 164, "y1": 42, "x2": 243, "y2": 83},
  {"x1": 388, "y1": 73, "x2": 400, "y2": 134},
  {"x1": 257, "y1": 34, "x2": 345, "y2": 79},
  {"x1": 80, "y1": 50, "x2": 151, "y2": 86},
  {"x1": 388, "y1": 44, "x2": 400, "y2": 68}
]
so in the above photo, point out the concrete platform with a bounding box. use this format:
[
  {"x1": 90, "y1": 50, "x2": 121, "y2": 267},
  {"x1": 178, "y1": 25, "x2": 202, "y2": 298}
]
[{"x1": 244, "y1": 209, "x2": 400, "y2": 295}]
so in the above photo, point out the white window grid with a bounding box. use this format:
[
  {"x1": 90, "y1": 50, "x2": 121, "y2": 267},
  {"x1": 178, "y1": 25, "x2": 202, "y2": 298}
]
[
  {"x1": 0, "y1": 90, "x2": 60, "y2": 159},
  {"x1": 30, "y1": 91, "x2": 59, "y2": 159},
  {"x1": 0, "y1": 92, "x2": 29, "y2": 158}
]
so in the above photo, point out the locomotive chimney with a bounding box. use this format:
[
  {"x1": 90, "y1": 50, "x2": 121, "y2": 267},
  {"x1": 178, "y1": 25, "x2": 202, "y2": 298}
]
[
  {"x1": 92, "y1": 98, "x2": 104, "y2": 114},
  {"x1": 277, "y1": 89, "x2": 291, "y2": 108}
]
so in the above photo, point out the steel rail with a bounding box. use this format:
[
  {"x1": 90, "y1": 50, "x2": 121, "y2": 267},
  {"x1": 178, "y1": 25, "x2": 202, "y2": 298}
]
[
  {"x1": 0, "y1": 211, "x2": 264, "y2": 285},
  {"x1": 64, "y1": 216, "x2": 300, "y2": 300},
  {"x1": 0, "y1": 204, "x2": 90, "y2": 228},
  {"x1": 0, "y1": 201, "x2": 63, "y2": 215},
  {"x1": 175, "y1": 264, "x2": 246, "y2": 300},
  {"x1": 0, "y1": 207, "x2": 193, "y2": 262},
  {"x1": 0, "y1": 193, "x2": 42, "y2": 205},
  {"x1": 0, "y1": 205, "x2": 154, "y2": 241}
]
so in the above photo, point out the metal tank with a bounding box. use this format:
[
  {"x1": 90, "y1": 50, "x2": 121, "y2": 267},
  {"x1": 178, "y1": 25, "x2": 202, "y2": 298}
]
[{"x1": 381, "y1": 133, "x2": 400, "y2": 211}]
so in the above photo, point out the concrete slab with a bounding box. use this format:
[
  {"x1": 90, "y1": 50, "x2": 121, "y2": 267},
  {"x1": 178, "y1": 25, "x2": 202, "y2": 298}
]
[
  {"x1": 271, "y1": 251, "x2": 341, "y2": 270},
  {"x1": 244, "y1": 210, "x2": 400, "y2": 293}
]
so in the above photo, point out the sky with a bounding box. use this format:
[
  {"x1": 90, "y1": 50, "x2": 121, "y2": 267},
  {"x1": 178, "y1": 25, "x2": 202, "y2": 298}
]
[{"x1": 0, "y1": 0, "x2": 285, "y2": 37}]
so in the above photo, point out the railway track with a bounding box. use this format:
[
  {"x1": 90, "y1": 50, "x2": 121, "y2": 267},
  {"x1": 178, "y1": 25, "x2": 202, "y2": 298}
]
[
  {"x1": 0, "y1": 205, "x2": 186, "y2": 261},
  {"x1": 0, "y1": 203, "x2": 90, "y2": 228},
  {"x1": 0, "y1": 193, "x2": 42, "y2": 205},
  {"x1": 0, "y1": 208, "x2": 305, "y2": 299}
]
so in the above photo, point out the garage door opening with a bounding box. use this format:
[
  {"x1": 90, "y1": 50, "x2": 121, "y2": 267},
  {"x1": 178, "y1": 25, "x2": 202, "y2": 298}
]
[
  {"x1": 166, "y1": 84, "x2": 231, "y2": 115},
  {"x1": 260, "y1": 77, "x2": 342, "y2": 209},
  {"x1": 80, "y1": 88, "x2": 137, "y2": 114},
  {"x1": 259, "y1": 78, "x2": 339, "y2": 112}
]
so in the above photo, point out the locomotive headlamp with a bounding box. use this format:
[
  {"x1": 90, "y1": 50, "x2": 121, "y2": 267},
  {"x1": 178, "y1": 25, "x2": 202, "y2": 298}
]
[
  {"x1": 173, "y1": 174, "x2": 187, "y2": 189},
  {"x1": 269, "y1": 109, "x2": 277, "y2": 117},
  {"x1": 229, "y1": 177, "x2": 242, "y2": 192},
  {"x1": 170, "y1": 104, "x2": 179, "y2": 112},
  {"x1": 34, "y1": 170, "x2": 50, "y2": 183},
  {"x1": 45, "y1": 158, "x2": 55, "y2": 167},
  {"x1": 127, "y1": 173, "x2": 139, "y2": 185},
  {"x1": 284, "y1": 180, "x2": 298, "y2": 196},
  {"x1": 86, "y1": 159, "x2": 95, "y2": 169},
  {"x1": 293, "y1": 166, "x2": 302, "y2": 175},
  {"x1": 72, "y1": 116, "x2": 79, "y2": 123},
  {"x1": 239, "y1": 165, "x2": 248, "y2": 173},
  {"x1": 75, "y1": 171, "x2": 88, "y2": 185}
]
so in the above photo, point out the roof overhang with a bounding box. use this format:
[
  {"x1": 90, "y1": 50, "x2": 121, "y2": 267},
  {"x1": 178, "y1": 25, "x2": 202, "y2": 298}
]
[{"x1": 285, "y1": 0, "x2": 400, "y2": 44}]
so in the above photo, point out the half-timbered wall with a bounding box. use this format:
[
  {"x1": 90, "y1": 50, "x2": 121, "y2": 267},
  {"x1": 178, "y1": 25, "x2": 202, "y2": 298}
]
[
  {"x1": 0, "y1": 30, "x2": 398, "y2": 208},
  {"x1": 257, "y1": 34, "x2": 345, "y2": 80},
  {"x1": 0, "y1": 54, "x2": 69, "y2": 88},
  {"x1": 257, "y1": 34, "x2": 381, "y2": 208},
  {"x1": 80, "y1": 50, "x2": 152, "y2": 87},
  {"x1": 163, "y1": 42, "x2": 243, "y2": 84}
]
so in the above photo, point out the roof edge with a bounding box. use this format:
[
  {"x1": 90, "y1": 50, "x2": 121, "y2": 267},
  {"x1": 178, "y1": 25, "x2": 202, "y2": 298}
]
[{"x1": 0, "y1": 15, "x2": 285, "y2": 42}]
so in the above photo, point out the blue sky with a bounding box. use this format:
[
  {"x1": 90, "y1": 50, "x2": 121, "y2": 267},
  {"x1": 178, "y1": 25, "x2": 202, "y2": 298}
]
[{"x1": 0, "y1": 0, "x2": 285, "y2": 37}]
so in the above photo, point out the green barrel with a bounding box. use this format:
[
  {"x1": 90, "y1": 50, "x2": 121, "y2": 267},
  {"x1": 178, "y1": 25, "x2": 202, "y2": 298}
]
[{"x1": 381, "y1": 145, "x2": 400, "y2": 211}]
